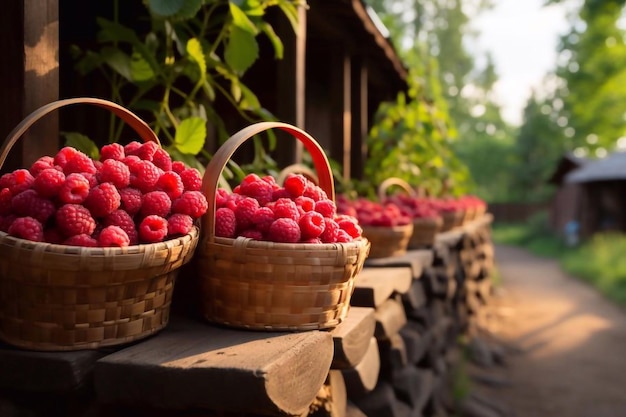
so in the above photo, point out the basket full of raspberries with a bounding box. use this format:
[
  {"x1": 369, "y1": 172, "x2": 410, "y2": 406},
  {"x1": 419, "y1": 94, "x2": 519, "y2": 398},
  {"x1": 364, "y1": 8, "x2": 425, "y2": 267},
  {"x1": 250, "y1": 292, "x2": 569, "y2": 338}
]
[
  {"x1": 196, "y1": 122, "x2": 371, "y2": 331},
  {"x1": 0, "y1": 98, "x2": 204, "y2": 351}
]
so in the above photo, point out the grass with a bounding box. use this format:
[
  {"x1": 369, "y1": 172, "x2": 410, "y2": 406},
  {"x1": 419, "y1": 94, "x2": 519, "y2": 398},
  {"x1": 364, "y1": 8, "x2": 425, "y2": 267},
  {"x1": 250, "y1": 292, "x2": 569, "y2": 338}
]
[{"x1": 492, "y1": 219, "x2": 626, "y2": 308}]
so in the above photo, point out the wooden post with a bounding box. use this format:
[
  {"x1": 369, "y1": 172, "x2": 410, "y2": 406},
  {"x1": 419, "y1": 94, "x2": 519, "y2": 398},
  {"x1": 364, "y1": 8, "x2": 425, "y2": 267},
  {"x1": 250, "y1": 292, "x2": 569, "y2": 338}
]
[
  {"x1": 0, "y1": 0, "x2": 59, "y2": 173},
  {"x1": 331, "y1": 51, "x2": 351, "y2": 182},
  {"x1": 351, "y1": 60, "x2": 368, "y2": 180}
]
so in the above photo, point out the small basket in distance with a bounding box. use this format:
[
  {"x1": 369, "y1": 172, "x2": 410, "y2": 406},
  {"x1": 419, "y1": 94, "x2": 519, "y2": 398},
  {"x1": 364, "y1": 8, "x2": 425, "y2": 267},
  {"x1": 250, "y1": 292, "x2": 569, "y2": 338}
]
[
  {"x1": 197, "y1": 122, "x2": 370, "y2": 331},
  {"x1": 0, "y1": 98, "x2": 200, "y2": 351}
]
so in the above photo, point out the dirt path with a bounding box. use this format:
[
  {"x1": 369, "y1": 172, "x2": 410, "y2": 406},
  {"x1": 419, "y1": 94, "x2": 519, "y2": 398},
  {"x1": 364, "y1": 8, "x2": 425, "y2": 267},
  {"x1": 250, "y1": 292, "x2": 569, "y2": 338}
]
[{"x1": 464, "y1": 244, "x2": 626, "y2": 417}]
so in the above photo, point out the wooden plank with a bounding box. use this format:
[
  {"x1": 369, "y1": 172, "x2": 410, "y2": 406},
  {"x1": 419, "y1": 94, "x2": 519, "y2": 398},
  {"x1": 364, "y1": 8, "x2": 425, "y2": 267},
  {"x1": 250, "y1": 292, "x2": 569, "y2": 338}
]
[
  {"x1": 0, "y1": 342, "x2": 105, "y2": 392},
  {"x1": 374, "y1": 297, "x2": 407, "y2": 341},
  {"x1": 401, "y1": 279, "x2": 427, "y2": 311},
  {"x1": 364, "y1": 250, "x2": 433, "y2": 279},
  {"x1": 391, "y1": 367, "x2": 434, "y2": 412},
  {"x1": 342, "y1": 337, "x2": 380, "y2": 400},
  {"x1": 377, "y1": 332, "x2": 407, "y2": 380},
  {"x1": 346, "y1": 401, "x2": 367, "y2": 417},
  {"x1": 351, "y1": 267, "x2": 412, "y2": 308},
  {"x1": 309, "y1": 370, "x2": 347, "y2": 417},
  {"x1": 352, "y1": 381, "x2": 412, "y2": 417},
  {"x1": 95, "y1": 316, "x2": 333, "y2": 416},
  {"x1": 331, "y1": 307, "x2": 376, "y2": 369},
  {"x1": 399, "y1": 325, "x2": 429, "y2": 366}
]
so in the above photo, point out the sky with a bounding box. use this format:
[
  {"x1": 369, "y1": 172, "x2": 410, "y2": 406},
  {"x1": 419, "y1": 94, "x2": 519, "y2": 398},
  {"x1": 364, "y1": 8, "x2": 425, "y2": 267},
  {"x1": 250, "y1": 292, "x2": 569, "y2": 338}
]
[{"x1": 472, "y1": 0, "x2": 574, "y2": 126}]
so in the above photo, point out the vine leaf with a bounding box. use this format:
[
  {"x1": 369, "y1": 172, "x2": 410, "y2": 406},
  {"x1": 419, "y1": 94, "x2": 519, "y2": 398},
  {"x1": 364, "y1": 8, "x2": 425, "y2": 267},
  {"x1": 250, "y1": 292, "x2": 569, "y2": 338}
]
[
  {"x1": 225, "y1": 26, "x2": 258, "y2": 74},
  {"x1": 174, "y1": 117, "x2": 206, "y2": 155},
  {"x1": 187, "y1": 38, "x2": 207, "y2": 79}
]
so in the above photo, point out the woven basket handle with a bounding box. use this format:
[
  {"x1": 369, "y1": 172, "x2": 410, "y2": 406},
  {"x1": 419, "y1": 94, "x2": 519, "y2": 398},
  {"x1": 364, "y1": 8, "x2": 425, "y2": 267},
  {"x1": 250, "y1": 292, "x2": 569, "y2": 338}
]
[
  {"x1": 377, "y1": 177, "x2": 416, "y2": 202},
  {"x1": 201, "y1": 121, "x2": 334, "y2": 243},
  {"x1": 0, "y1": 97, "x2": 160, "y2": 169}
]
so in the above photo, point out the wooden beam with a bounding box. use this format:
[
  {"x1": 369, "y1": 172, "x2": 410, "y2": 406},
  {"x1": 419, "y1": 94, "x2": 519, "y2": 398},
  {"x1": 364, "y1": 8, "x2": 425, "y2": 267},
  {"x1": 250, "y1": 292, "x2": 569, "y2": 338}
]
[{"x1": 351, "y1": 61, "x2": 368, "y2": 180}]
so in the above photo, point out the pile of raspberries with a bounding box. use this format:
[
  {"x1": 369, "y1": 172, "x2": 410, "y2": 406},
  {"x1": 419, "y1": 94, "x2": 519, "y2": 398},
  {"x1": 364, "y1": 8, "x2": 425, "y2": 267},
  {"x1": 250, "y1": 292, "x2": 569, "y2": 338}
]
[
  {"x1": 214, "y1": 173, "x2": 363, "y2": 244},
  {"x1": 0, "y1": 141, "x2": 208, "y2": 247}
]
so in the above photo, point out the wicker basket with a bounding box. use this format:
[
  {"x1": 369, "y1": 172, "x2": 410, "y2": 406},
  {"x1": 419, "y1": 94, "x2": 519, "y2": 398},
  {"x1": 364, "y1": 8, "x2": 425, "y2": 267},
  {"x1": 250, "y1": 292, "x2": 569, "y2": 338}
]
[
  {"x1": 197, "y1": 122, "x2": 370, "y2": 331},
  {"x1": 361, "y1": 223, "x2": 413, "y2": 259},
  {"x1": 0, "y1": 98, "x2": 199, "y2": 351},
  {"x1": 408, "y1": 217, "x2": 442, "y2": 249}
]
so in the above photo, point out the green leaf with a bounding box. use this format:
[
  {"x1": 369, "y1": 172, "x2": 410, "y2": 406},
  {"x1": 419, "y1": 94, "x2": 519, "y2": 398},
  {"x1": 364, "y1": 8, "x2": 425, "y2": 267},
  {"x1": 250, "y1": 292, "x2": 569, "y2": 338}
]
[
  {"x1": 186, "y1": 38, "x2": 207, "y2": 79},
  {"x1": 101, "y1": 47, "x2": 132, "y2": 81},
  {"x1": 130, "y1": 50, "x2": 155, "y2": 82},
  {"x1": 238, "y1": 82, "x2": 261, "y2": 110},
  {"x1": 203, "y1": 78, "x2": 216, "y2": 101},
  {"x1": 173, "y1": 0, "x2": 203, "y2": 19},
  {"x1": 258, "y1": 22, "x2": 283, "y2": 59},
  {"x1": 148, "y1": 0, "x2": 185, "y2": 17},
  {"x1": 229, "y1": 3, "x2": 259, "y2": 34},
  {"x1": 174, "y1": 117, "x2": 206, "y2": 155},
  {"x1": 278, "y1": 1, "x2": 301, "y2": 33},
  {"x1": 225, "y1": 26, "x2": 259, "y2": 74},
  {"x1": 62, "y1": 132, "x2": 100, "y2": 160}
]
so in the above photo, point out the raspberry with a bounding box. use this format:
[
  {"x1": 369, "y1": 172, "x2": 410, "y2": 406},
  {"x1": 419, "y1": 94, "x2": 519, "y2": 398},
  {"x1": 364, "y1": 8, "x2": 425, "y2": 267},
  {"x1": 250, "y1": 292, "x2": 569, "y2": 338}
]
[
  {"x1": 299, "y1": 211, "x2": 326, "y2": 240},
  {"x1": 336, "y1": 229, "x2": 353, "y2": 243},
  {"x1": 30, "y1": 156, "x2": 58, "y2": 176},
  {"x1": 238, "y1": 174, "x2": 273, "y2": 206},
  {"x1": 123, "y1": 141, "x2": 142, "y2": 156},
  {"x1": 156, "y1": 171, "x2": 184, "y2": 200},
  {"x1": 152, "y1": 148, "x2": 172, "y2": 171},
  {"x1": 302, "y1": 237, "x2": 322, "y2": 244},
  {"x1": 304, "y1": 182, "x2": 327, "y2": 201},
  {"x1": 8, "y1": 216, "x2": 44, "y2": 242},
  {"x1": 44, "y1": 227, "x2": 64, "y2": 244},
  {"x1": 0, "y1": 173, "x2": 11, "y2": 190},
  {"x1": 239, "y1": 229, "x2": 264, "y2": 240},
  {"x1": 171, "y1": 161, "x2": 186, "y2": 174},
  {"x1": 271, "y1": 187, "x2": 291, "y2": 201},
  {"x1": 261, "y1": 175, "x2": 279, "y2": 188},
  {"x1": 98, "y1": 225, "x2": 131, "y2": 247},
  {"x1": 0, "y1": 188, "x2": 12, "y2": 216},
  {"x1": 315, "y1": 199, "x2": 336, "y2": 218},
  {"x1": 272, "y1": 198, "x2": 300, "y2": 221},
  {"x1": 138, "y1": 215, "x2": 168, "y2": 243},
  {"x1": 122, "y1": 155, "x2": 141, "y2": 168},
  {"x1": 83, "y1": 172, "x2": 98, "y2": 188},
  {"x1": 56, "y1": 204, "x2": 97, "y2": 237},
  {"x1": 84, "y1": 183, "x2": 121, "y2": 218},
  {"x1": 4, "y1": 169, "x2": 35, "y2": 196},
  {"x1": 234, "y1": 197, "x2": 260, "y2": 231},
  {"x1": 129, "y1": 160, "x2": 161, "y2": 192},
  {"x1": 267, "y1": 218, "x2": 301, "y2": 243},
  {"x1": 96, "y1": 159, "x2": 130, "y2": 188},
  {"x1": 63, "y1": 234, "x2": 98, "y2": 247},
  {"x1": 11, "y1": 190, "x2": 55, "y2": 224},
  {"x1": 0, "y1": 214, "x2": 16, "y2": 232},
  {"x1": 215, "y1": 207, "x2": 236, "y2": 238},
  {"x1": 320, "y1": 218, "x2": 339, "y2": 243},
  {"x1": 118, "y1": 187, "x2": 143, "y2": 216},
  {"x1": 295, "y1": 196, "x2": 315, "y2": 212},
  {"x1": 53, "y1": 147, "x2": 80, "y2": 170},
  {"x1": 167, "y1": 213, "x2": 194, "y2": 237},
  {"x1": 58, "y1": 173, "x2": 91, "y2": 204},
  {"x1": 179, "y1": 168, "x2": 203, "y2": 192},
  {"x1": 63, "y1": 151, "x2": 96, "y2": 175},
  {"x1": 283, "y1": 174, "x2": 308, "y2": 198},
  {"x1": 215, "y1": 188, "x2": 231, "y2": 208},
  {"x1": 100, "y1": 143, "x2": 125, "y2": 161},
  {"x1": 336, "y1": 216, "x2": 362, "y2": 239},
  {"x1": 251, "y1": 206, "x2": 275, "y2": 234},
  {"x1": 134, "y1": 141, "x2": 159, "y2": 161},
  {"x1": 104, "y1": 209, "x2": 139, "y2": 245},
  {"x1": 171, "y1": 191, "x2": 208, "y2": 219},
  {"x1": 141, "y1": 191, "x2": 172, "y2": 218},
  {"x1": 33, "y1": 168, "x2": 65, "y2": 198}
]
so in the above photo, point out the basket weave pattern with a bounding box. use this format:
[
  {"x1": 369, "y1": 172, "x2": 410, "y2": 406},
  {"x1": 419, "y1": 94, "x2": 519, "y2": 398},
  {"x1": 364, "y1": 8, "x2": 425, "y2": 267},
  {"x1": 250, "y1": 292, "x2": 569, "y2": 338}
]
[
  {"x1": 362, "y1": 224, "x2": 413, "y2": 259},
  {"x1": 0, "y1": 98, "x2": 199, "y2": 350},
  {"x1": 198, "y1": 122, "x2": 370, "y2": 331},
  {"x1": 408, "y1": 217, "x2": 442, "y2": 249}
]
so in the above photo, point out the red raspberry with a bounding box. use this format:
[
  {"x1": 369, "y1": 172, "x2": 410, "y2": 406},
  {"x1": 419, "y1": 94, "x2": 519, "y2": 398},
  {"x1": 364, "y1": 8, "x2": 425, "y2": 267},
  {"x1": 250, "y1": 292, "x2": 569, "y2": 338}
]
[
  {"x1": 134, "y1": 141, "x2": 159, "y2": 161},
  {"x1": 304, "y1": 182, "x2": 327, "y2": 201},
  {"x1": 233, "y1": 197, "x2": 260, "y2": 231},
  {"x1": 138, "y1": 215, "x2": 168, "y2": 243},
  {"x1": 33, "y1": 168, "x2": 65, "y2": 198},
  {"x1": 97, "y1": 159, "x2": 130, "y2": 188},
  {"x1": 284, "y1": 174, "x2": 308, "y2": 198},
  {"x1": 0, "y1": 188, "x2": 12, "y2": 216},
  {"x1": 129, "y1": 160, "x2": 161, "y2": 193},
  {"x1": 141, "y1": 191, "x2": 172, "y2": 218},
  {"x1": 167, "y1": 213, "x2": 194, "y2": 237},
  {"x1": 119, "y1": 187, "x2": 143, "y2": 216},
  {"x1": 240, "y1": 229, "x2": 264, "y2": 240},
  {"x1": 215, "y1": 207, "x2": 236, "y2": 238},
  {"x1": 156, "y1": 171, "x2": 184, "y2": 200},
  {"x1": 11, "y1": 189, "x2": 55, "y2": 223},
  {"x1": 56, "y1": 204, "x2": 97, "y2": 237},
  {"x1": 272, "y1": 198, "x2": 300, "y2": 221},
  {"x1": 261, "y1": 175, "x2": 279, "y2": 188},
  {"x1": 336, "y1": 229, "x2": 353, "y2": 243},
  {"x1": 63, "y1": 151, "x2": 96, "y2": 175},
  {"x1": 100, "y1": 143, "x2": 125, "y2": 161},
  {"x1": 320, "y1": 218, "x2": 339, "y2": 243},
  {"x1": 122, "y1": 155, "x2": 141, "y2": 168},
  {"x1": 84, "y1": 183, "x2": 121, "y2": 218},
  {"x1": 0, "y1": 214, "x2": 16, "y2": 232},
  {"x1": 104, "y1": 209, "x2": 139, "y2": 245},
  {"x1": 171, "y1": 161, "x2": 186, "y2": 174},
  {"x1": 3, "y1": 169, "x2": 35, "y2": 196},
  {"x1": 99, "y1": 225, "x2": 131, "y2": 247},
  {"x1": 271, "y1": 187, "x2": 291, "y2": 201},
  {"x1": 30, "y1": 156, "x2": 59, "y2": 176},
  {"x1": 123, "y1": 141, "x2": 142, "y2": 156},
  {"x1": 336, "y1": 215, "x2": 362, "y2": 239},
  {"x1": 8, "y1": 216, "x2": 44, "y2": 242},
  {"x1": 215, "y1": 188, "x2": 231, "y2": 208},
  {"x1": 58, "y1": 173, "x2": 91, "y2": 204},
  {"x1": 171, "y1": 191, "x2": 208, "y2": 219},
  {"x1": 252, "y1": 206, "x2": 274, "y2": 234},
  {"x1": 53, "y1": 147, "x2": 80, "y2": 170},
  {"x1": 267, "y1": 218, "x2": 301, "y2": 243},
  {"x1": 179, "y1": 168, "x2": 203, "y2": 192},
  {"x1": 238, "y1": 174, "x2": 273, "y2": 206},
  {"x1": 299, "y1": 211, "x2": 326, "y2": 240},
  {"x1": 44, "y1": 227, "x2": 64, "y2": 244},
  {"x1": 315, "y1": 199, "x2": 336, "y2": 218},
  {"x1": 295, "y1": 196, "x2": 315, "y2": 212},
  {"x1": 63, "y1": 234, "x2": 98, "y2": 247},
  {"x1": 152, "y1": 148, "x2": 172, "y2": 171}
]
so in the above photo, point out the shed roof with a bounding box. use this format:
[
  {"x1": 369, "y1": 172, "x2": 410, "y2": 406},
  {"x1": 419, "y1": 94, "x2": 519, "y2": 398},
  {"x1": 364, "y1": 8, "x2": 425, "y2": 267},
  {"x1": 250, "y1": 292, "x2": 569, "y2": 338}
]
[
  {"x1": 548, "y1": 152, "x2": 588, "y2": 185},
  {"x1": 565, "y1": 151, "x2": 626, "y2": 184}
]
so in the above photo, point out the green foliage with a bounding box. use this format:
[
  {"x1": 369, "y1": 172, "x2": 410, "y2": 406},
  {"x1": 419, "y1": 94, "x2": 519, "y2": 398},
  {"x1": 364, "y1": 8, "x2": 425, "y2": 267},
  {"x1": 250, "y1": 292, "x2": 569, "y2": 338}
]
[{"x1": 70, "y1": 0, "x2": 303, "y2": 173}]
